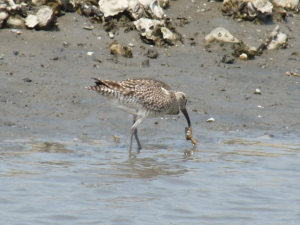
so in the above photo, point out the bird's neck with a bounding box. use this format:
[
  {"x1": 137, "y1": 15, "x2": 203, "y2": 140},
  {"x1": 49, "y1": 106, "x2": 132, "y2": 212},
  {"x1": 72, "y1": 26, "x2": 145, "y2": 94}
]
[{"x1": 167, "y1": 100, "x2": 180, "y2": 115}]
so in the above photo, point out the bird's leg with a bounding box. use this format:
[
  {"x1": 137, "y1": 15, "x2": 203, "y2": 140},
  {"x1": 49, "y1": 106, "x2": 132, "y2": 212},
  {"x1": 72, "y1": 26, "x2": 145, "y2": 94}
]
[
  {"x1": 133, "y1": 116, "x2": 142, "y2": 150},
  {"x1": 129, "y1": 116, "x2": 144, "y2": 153}
]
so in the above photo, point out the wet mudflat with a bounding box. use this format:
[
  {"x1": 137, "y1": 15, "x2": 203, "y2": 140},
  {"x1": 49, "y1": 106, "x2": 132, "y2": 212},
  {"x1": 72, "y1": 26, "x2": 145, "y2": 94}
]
[{"x1": 1, "y1": 132, "x2": 299, "y2": 225}]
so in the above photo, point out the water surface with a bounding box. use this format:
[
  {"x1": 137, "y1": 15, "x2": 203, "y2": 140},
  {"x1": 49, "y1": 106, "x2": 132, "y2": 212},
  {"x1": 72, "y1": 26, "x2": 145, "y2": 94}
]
[{"x1": 1, "y1": 133, "x2": 299, "y2": 225}]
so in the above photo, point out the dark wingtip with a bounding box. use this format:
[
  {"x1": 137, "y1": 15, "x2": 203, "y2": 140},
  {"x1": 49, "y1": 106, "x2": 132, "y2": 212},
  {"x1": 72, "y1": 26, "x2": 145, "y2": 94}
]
[
  {"x1": 90, "y1": 78, "x2": 110, "y2": 88},
  {"x1": 86, "y1": 78, "x2": 100, "y2": 91}
]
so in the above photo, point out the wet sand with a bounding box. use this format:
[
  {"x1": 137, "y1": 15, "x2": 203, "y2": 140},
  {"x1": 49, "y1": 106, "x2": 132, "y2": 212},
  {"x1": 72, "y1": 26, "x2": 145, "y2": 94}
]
[{"x1": 1, "y1": 1, "x2": 300, "y2": 145}]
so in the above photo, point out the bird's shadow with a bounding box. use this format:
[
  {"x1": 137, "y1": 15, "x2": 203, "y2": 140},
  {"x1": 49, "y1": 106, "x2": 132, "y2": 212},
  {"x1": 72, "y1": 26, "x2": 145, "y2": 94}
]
[
  {"x1": 128, "y1": 142, "x2": 198, "y2": 158},
  {"x1": 128, "y1": 143, "x2": 169, "y2": 157}
]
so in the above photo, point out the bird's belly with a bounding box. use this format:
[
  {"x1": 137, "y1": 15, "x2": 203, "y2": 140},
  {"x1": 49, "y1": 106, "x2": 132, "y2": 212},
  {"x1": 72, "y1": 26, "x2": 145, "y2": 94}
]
[{"x1": 106, "y1": 98, "x2": 143, "y2": 116}]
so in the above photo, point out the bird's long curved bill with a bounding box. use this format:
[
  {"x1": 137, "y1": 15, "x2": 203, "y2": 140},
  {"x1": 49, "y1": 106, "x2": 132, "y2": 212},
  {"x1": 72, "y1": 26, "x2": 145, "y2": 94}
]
[{"x1": 181, "y1": 108, "x2": 191, "y2": 128}]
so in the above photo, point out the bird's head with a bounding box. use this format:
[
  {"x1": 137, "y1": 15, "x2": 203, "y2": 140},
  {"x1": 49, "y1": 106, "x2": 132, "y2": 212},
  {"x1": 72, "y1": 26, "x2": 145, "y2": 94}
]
[{"x1": 175, "y1": 92, "x2": 190, "y2": 127}]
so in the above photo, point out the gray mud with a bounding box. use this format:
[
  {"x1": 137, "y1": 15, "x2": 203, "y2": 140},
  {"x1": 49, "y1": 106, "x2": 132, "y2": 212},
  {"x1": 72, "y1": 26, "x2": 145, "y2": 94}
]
[{"x1": 1, "y1": 2, "x2": 300, "y2": 143}]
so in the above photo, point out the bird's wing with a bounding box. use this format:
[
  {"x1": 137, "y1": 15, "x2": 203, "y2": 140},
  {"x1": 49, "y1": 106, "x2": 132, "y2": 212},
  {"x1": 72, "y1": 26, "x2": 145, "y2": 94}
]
[
  {"x1": 89, "y1": 78, "x2": 133, "y2": 95},
  {"x1": 89, "y1": 78, "x2": 177, "y2": 111},
  {"x1": 129, "y1": 79, "x2": 176, "y2": 111}
]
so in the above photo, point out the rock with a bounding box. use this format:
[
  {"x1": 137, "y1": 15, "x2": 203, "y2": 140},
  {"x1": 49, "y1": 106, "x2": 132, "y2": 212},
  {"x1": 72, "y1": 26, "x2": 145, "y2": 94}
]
[
  {"x1": 103, "y1": 19, "x2": 117, "y2": 33},
  {"x1": 24, "y1": 5, "x2": 57, "y2": 30},
  {"x1": 7, "y1": 15, "x2": 25, "y2": 29},
  {"x1": 232, "y1": 44, "x2": 256, "y2": 59},
  {"x1": 286, "y1": 71, "x2": 300, "y2": 77},
  {"x1": 109, "y1": 41, "x2": 133, "y2": 58},
  {"x1": 205, "y1": 27, "x2": 241, "y2": 43},
  {"x1": 98, "y1": 0, "x2": 179, "y2": 46},
  {"x1": 99, "y1": 0, "x2": 165, "y2": 19},
  {"x1": 141, "y1": 0, "x2": 165, "y2": 19},
  {"x1": 44, "y1": 0, "x2": 63, "y2": 16},
  {"x1": 254, "y1": 88, "x2": 261, "y2": 94},
  {"x1": 222, "y1": 0, "x2": 298, "y2": 22},
  {"x1": 108, "y1": 31, "x2": 114, "y2": 38},
  {"x1": 207, "y1": 118, "x2": 215, "y2": 122},
  {"x1": 147, "y1": 49, "x2": 159, "y2": 58},
  {"x1": 161, "y1": 27, "x2": 174, "y2": 40},
  {"x1": 10, "y1": 29, "x2": 22, "y2": 34},
  {"x1": 239, "y1": 53, "x2": 249, "y2": 60},
  {"x1": 266, "y1": 25, "x2": 288, "y2": 50},
  {"x1": 249, "y1": 0, "x2": 273, "y2": 13},
  {"x1": 60, "y1": 0, "x2": 77, "y2": 12},
  {"x1": 99, "y1": 0, "x2": 129, "y2": 17},
  {"x1": 239, "y1": 53, "x2": 248, "y2": 60},
  {"x1": 31, "y1": 0, "x2": 62, "y2": 15},
  {"x1": 36, "y1": 6, "x2": 56, "y2": 29},
  {"x1": 77, "y1": 1, "x2": 101, "y2": 17},
  {"x1": 25, "y1": 15, "x2": 39, "y2": 29},
  {"x1": 31, "y1": 0, "x2": 44, "y2": 6},
  {"x1": 222, "y1": 0, "x2": 273, "y2": 21},
  {"x1": 134, "y1": 18, "x2": 180, "y2": 45},
  {"x1": 271, "y1": 0, "x2": 299, "y2": 11},
  {"x1": 129, "y1": 0, "x2": 165, "y2": 20},
  {"x1": 159, "y1": 0, "x2": 169, "y2": 9},
  {"x1": 0, "y1": 0, "x2": 58, "y2": 30},
  {"x1": 257, "y1": 25, "x2": 288, "y2": 53},
  {"x1": 127, "y1": 0, "x2": 143, "y2": 20},
  {"x1": 83, "y1": 25, "x2": 94, "y2": 30},
  {"x1": 0, "y1": 11, "x2": 9, "y2": 28},
  {"x1": 134, "y1": 18, "x2": 164, "y2": 43}
]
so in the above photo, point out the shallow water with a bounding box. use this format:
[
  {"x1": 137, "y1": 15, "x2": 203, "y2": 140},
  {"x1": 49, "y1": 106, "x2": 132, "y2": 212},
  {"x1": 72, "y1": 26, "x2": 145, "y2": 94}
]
[{"x1": 1, "y1": 132, "x2": 300, "y2": 225}]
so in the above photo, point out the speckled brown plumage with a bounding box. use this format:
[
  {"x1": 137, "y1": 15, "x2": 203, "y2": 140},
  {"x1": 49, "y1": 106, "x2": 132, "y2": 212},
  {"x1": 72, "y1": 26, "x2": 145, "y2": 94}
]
[
  {"x1": 88, "y1": 78, "x2": 179, "y2": 117},
  {"x1": 88, "y1": 78, "x2": 197, "y2": 152}
]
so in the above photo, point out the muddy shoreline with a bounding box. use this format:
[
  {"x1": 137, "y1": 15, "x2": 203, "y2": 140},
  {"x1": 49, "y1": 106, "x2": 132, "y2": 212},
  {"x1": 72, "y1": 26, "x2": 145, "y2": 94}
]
[{"x1": 1, "y1": 1, "x2": 300, "y2": 147}]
